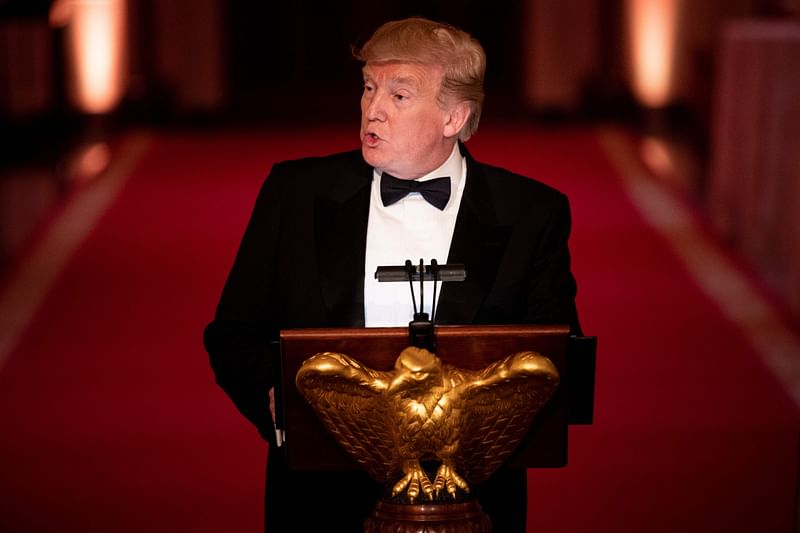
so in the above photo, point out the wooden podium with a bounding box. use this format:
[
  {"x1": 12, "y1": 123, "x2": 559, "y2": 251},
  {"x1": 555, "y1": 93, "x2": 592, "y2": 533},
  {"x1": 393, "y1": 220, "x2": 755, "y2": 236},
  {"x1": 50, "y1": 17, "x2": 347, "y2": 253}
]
[{"x1": 276, "y1": 324, "x2": 596, "y2": 531}]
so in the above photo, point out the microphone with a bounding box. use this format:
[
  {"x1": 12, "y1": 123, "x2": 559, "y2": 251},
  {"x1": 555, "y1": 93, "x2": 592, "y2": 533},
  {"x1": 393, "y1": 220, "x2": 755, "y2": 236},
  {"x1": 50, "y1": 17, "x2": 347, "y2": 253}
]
[{"x1": 374, "y1": 260, "x2": 466, "y2": 352}]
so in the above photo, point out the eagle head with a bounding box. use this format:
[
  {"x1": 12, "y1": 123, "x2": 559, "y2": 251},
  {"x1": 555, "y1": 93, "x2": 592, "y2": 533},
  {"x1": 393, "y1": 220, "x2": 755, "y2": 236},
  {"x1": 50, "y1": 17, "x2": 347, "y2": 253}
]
[{"x1": 386, "y1": 347, "x2": 442, "y2": 395}]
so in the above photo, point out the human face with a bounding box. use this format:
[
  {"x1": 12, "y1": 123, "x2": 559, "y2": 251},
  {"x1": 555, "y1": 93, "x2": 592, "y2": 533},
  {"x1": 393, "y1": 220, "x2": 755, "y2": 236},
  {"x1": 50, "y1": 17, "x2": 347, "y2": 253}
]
[{"x1": 360, "y1": 62, "x2": 459, "y2": 180}]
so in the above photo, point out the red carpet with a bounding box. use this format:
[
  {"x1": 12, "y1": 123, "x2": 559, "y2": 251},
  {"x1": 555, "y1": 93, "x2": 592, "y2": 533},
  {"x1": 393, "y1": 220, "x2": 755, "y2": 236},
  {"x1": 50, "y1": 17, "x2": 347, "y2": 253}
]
[{"x1": 0, "y1": 124, "x2": 797, "y2": 532}]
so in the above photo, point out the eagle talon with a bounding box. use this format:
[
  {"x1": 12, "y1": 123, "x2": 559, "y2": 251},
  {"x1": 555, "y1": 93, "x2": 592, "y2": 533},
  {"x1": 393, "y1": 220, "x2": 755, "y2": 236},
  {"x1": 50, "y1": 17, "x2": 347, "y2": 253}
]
[
  {"x1": 393, "y1": 460, "x2": 435, "y2": 503},
  {"x1": 433, "y1": 461, "x2": 469, "y2": 498},
  {"x1": 392, "y1": 473, "x2": 411, "y2": 498}
]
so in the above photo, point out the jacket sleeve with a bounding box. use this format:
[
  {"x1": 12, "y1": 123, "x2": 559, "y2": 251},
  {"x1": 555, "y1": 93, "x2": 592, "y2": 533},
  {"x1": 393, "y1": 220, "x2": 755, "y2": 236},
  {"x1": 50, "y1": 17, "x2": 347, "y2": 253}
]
[
  {"x1": 203, "y1": 321, "x2": 277, "y2": 443},
  {"x1": 522, "y1": 192, "x2": 582, "y2": 336},
  {"x1": 203, "y1": 168, "x2": 285, "y2": 444}
]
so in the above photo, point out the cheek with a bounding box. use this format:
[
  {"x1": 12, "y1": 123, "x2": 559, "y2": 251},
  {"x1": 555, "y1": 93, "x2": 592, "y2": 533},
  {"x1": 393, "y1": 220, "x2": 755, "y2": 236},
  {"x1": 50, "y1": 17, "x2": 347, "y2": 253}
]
[{"x1": 412, "y1": 118, "x2": 441, "y2": 145}]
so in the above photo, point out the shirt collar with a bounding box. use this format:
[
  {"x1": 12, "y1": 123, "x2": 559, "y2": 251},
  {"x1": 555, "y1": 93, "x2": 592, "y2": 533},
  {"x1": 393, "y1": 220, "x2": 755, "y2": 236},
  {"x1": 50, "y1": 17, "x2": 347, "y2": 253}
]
[
  {"x1": 414, "y1": 143, "x2": 463, "y2": 185},
  {"x1": 373, "y1": 142, "x2": 464, "y2": 184}
]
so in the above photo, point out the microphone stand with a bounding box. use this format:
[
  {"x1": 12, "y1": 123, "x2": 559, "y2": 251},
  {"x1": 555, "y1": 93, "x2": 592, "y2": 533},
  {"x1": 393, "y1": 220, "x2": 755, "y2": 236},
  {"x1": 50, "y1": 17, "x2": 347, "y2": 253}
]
[{"x1": 375, "y1": 260, "x2": 466, "y2": 353}]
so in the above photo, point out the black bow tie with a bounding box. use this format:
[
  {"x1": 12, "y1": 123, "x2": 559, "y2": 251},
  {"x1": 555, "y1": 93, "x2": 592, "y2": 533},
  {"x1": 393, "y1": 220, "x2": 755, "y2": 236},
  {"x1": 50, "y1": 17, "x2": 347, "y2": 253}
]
[{"x1": 380, "y1": 173, "x2": 451, "y2": 210}]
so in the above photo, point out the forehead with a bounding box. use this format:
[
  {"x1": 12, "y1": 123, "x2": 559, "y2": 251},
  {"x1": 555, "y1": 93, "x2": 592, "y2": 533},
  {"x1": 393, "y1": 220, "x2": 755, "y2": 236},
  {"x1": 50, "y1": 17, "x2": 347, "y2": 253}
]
[{"x1": 362, "y1": 62, "x2": 442, "y2": 88}]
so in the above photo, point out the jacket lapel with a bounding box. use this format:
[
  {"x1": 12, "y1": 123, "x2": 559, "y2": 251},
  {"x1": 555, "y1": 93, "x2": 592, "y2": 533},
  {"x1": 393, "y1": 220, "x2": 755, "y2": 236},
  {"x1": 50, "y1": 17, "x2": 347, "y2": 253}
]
[
  {"x1": 314, "y1": 154, "x2": 372, "y2": 327},
  {"x1": 436, "y1": 146, "x2": 511, "y2": 324}
]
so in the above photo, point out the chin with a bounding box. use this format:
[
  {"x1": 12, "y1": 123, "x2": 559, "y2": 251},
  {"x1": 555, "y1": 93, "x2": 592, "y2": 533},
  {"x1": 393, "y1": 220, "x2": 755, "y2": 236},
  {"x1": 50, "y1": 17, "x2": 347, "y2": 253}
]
[{"x1": 361, "y1": 146, "x2": 383, "y2": 169}]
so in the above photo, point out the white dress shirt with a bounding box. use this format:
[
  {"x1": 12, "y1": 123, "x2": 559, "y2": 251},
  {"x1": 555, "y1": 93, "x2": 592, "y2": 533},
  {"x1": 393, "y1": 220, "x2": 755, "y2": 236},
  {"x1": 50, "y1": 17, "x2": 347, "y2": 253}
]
[{"x1": 364, "y1": 143, "x2": 467, "y2": 327}]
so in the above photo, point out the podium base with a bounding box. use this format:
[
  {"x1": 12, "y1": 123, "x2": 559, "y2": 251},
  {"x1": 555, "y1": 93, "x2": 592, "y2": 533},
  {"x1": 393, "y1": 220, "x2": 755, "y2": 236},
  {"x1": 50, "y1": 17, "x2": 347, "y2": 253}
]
[{"x1": 364, "y1": 499, "x2": 491, "y2": 533}]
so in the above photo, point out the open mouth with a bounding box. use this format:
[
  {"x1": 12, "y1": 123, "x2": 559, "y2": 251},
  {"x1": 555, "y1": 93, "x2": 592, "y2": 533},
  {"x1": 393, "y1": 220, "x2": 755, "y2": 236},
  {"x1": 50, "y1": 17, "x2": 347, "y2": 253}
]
[{"x1": 364, "y1": 132, "x2": 381, "y2": 146}]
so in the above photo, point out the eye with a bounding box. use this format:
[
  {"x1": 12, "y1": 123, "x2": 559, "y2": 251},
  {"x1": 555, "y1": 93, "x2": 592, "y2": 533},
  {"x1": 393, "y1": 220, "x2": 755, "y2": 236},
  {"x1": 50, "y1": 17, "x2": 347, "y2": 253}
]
[{"x1": 363, "y1": 83, "x2": 374, "y2": 93}]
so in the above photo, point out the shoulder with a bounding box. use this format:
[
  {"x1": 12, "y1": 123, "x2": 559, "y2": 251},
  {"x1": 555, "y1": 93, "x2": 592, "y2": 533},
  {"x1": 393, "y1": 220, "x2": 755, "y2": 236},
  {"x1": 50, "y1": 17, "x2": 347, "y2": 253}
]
[
  {"x1": 460, "y1": 142, "x2": 566, "y2": 202},
  {"x1": 467, "y1": 157, "x2": 569, "y2": 217},
  {"x1": 256, "y1": 149, "x2": 370, "y2": 201},
  {"x1": 269, "y1": 149, "x2": 367, "y2": 179},
  {"x1": 476, "y1": 160, "x2": 564, "y2": 196}
]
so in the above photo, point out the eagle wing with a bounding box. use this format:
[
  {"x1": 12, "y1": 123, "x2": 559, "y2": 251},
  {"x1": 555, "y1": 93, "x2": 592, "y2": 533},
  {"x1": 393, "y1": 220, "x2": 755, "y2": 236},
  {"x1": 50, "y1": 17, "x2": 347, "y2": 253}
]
[
  {"x1": 295, "y1": 352, "x2": 396, "y2": 481},
  {"x1": 455, "y1": 351, "x2": 560, "y2": 483}
]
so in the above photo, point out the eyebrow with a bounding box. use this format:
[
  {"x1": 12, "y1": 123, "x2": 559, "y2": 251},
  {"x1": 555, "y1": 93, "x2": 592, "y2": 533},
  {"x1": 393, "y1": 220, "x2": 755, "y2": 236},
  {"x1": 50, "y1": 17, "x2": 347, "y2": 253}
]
[
  {"x1": 362, "y1": 70, "x2": 421, "y2": 91},
  {"x1": 391, "y1": 76, "x2": 420, "y2": 90}
]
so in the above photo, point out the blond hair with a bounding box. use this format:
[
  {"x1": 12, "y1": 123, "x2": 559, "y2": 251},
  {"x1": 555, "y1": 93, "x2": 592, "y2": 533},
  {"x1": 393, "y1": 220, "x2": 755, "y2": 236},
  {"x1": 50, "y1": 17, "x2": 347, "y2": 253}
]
[{"x1": 354, "y1": 17, "x2": 486, "y2": 141}]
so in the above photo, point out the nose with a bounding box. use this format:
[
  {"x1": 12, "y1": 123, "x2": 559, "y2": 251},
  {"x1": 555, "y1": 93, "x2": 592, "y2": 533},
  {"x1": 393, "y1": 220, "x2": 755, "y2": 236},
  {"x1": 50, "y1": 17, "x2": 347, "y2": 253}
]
[{"x1": 363, "y1": 90, "x2": 387, "y2": 122}]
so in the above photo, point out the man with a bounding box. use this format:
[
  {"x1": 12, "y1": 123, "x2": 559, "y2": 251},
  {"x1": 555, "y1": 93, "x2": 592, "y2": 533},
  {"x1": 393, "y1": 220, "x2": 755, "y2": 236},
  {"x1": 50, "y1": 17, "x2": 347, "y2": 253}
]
[{"x1": 204, "y1": 17, "x2": 581, "y2": 531}]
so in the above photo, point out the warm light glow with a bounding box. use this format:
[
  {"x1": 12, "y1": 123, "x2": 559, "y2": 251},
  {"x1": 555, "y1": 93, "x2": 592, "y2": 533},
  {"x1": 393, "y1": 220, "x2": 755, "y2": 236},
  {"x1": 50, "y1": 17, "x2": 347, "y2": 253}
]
[
  {"x1": 68, "y1": 142, "x2": 112, "y2": 184},
  {"x1": 49, "y1": 0, "x2": 73, "y2": 28},
  {"x1": 58, "y1": 0, "x2": 127, "y2": 114},
  {"x1": 627, "y1": 0, "x2": 679, "y2": 108},
  {"x1": 639, "y1": 136, "x2": 673, "y2": 177}
]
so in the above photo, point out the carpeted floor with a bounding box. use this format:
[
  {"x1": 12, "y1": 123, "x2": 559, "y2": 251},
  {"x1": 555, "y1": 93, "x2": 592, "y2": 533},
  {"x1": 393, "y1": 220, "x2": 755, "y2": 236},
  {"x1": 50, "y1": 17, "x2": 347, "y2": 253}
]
[{"x1": 0, "y1": 124, "x2": 797, "y2": 532}]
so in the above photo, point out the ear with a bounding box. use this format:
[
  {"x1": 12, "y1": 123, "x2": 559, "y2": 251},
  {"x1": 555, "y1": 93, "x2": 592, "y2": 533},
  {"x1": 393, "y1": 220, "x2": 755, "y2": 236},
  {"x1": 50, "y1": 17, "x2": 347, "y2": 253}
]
[{"x1": 442, "y1": 101, "x2": 471, "y2": 139}]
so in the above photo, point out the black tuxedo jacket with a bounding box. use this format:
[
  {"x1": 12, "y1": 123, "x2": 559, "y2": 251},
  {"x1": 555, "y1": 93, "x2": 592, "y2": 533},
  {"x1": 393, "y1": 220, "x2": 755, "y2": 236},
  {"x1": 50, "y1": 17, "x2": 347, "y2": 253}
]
[{"x1": 204, "y1": 143, "x2": 580, "y2": 444}]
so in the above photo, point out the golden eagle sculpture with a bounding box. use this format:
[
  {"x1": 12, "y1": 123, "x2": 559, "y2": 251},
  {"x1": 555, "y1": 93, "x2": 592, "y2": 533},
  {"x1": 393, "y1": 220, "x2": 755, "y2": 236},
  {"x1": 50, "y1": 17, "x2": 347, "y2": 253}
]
[{"x1": 295, "y1": 346, "x2": 559, "y2": 503}]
